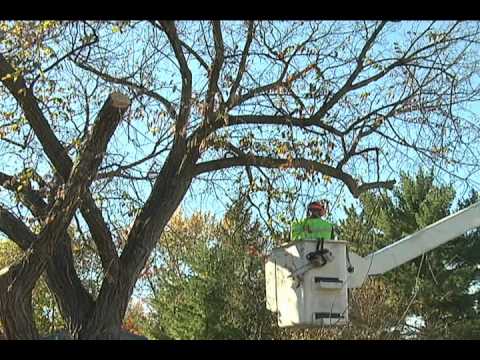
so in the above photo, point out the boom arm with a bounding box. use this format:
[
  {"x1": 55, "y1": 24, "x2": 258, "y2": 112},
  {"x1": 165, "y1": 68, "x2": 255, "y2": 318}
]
[{"x1": 348, "y1": 201, "x2": 480, "y2": 288}]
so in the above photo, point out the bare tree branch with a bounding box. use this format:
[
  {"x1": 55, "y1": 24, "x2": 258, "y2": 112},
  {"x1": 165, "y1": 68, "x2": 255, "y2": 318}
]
[
  {"x1": 75, "y1": 60, "x2": 177, "y2": 119},
  {"x1": 312, "y1": 21, "x2": 387, "y2": 120},
  {"x1": 205, "y1": 21, "x2": 224, "y2": 118},
  {"x1": 226, "y1": 21, "x2": 255, "y2": 108},
  {"x1": 193, "y1": 154, "x2": 395, "y2": 198},
  {"x1": 179, "y1": 39, "x2": 209, "y2": 71},
  {"x1": 227, "y1": 114, "x2": 344, "y2": 137},
  {"x1": 228, "y1": 62, "x2": 314, "y2": 109}
]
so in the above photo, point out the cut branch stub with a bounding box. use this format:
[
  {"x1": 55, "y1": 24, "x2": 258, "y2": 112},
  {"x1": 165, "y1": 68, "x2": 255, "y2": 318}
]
[{"x1": 110, "y1": 92, "x2": 131, "y2": 109}]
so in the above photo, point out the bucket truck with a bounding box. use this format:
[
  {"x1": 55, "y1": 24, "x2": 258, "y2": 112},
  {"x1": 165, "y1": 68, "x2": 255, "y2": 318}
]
[{"x1": 265, "y1": 201, "x2": 480, "y2": 327}]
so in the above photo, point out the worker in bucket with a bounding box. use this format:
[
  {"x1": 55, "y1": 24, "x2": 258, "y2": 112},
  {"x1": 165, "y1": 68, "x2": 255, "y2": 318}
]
[
  {"x1": 290, "y1": 200, "x2": 335, "y2": 242},
  {"x1": 291, "y1": 200, "x2": 354, "y2": 271},
  {"x1": 290, "y1": 200, "x2": 338, "y2": 268}
]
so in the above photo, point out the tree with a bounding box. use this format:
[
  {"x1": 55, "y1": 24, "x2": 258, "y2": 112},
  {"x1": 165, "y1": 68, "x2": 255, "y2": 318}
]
[
  {"x1": 146, "y1": 199, "x2": 278, "y2": 339},
  {"x1": 0, "y1": 239, "x2": 68, "y2": 337},
  {"x1": 338, "y1": 171, "x2": 480, "y2": 339},
  {"x1": 122, "y1": 300, "x2": 150, "y2": 338},
  {"x1": 1, "y1": 20, "x2": 480, "y2": 338}
]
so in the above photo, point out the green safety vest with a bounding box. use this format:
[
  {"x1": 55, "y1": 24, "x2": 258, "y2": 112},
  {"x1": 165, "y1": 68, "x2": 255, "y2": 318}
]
[{"x1": 290, "y1": 218, "x2": 334, "y2": 241}]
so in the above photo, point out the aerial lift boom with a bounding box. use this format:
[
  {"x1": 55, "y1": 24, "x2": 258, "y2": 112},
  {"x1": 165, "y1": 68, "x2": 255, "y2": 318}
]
[{"x1": 348, "y1": 200, "x2": 480, "y2": 288}]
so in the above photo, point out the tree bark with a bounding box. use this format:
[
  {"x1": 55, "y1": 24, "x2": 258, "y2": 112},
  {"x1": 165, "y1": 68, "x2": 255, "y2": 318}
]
[
  {"x1": 0, "y1": 205, "x2": 95, "y2": 336},
  {"x1": 0, "y1": 175, "x2": 96, "y2": 335},
  {"x1": 0, "y1": 274, "x2": 37, "y2": 339}
]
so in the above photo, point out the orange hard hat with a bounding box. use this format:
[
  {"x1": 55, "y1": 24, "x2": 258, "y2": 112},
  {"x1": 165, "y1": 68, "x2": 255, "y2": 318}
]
[{"x1": 308, "y1": 200, "x2": 327, "y2": 212}]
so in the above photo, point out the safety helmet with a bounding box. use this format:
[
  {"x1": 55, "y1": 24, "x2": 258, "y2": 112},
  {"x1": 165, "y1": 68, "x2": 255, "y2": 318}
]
[{"x1": 307, "y1": 200, "x2": 328, "y2": 217}]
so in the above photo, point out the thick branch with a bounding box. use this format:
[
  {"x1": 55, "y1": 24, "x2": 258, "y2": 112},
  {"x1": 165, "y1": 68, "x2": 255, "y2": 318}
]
[
  {"x1": 0, "y1": 177, "x2": 95, "y2": 334},
  {"x1": 0, "y1": 206, "x2": 36, "y2": 250},
  {"x1": 0, "y1": 204, "x2": 94, "y2": 333},
  {"x1": 227, "y1": 114, "x2": 344, "y2": 137},
  {"x1": 0, "y1": 54, "x2": 71, "y2": 172},
  {"x1": 0, "y1": 205, "x2": 95, "y2": 332},
  {"x1": 179, "y1": 40, "x2": 209, "y2": 71},
  {"x1": 0, "y1": 53, "x2": 120, "y2": 274},
  {"x1": 227, "y1": 21, "x2": 255, "y2": 107},
  {"x1": 193, "y1": 155, "x2": 395, "y2": 198},
  {"x1": 0, "y1": 92, "x2": 129, "y2": 298},
  {"x1": 0, "y1": 172, "x2": 47, "y2": 218},
  {"x1": 159, "y1": 21, "x2": 192, "y2": 142},
  {"x1": 205, "y1": 21, "x2": 224, "y2": 117}
]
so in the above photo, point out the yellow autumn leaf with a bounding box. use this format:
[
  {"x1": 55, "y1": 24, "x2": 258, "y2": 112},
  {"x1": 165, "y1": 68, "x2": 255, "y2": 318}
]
[
  {"x1": 277, "y1": 143, "x2": 289, "y2": 155},
  {"x1": 1, "y1": 73, "x2": 13, "y2": 82},
  {"x1": 322, "y1": 175, "x2": 332, "y2": 184},
  {"x1": 41, "y1": 20, "x2": 57, "y2": 30},
  {"x1": 360, "y1": 92, "x2": 370, "y2": 100},
  {"x1": 149, "y1": 127, "x2": 160, "y2": 135},
  {"x1": 72, "y1": 138, "x2": 82, "y2": 149}
]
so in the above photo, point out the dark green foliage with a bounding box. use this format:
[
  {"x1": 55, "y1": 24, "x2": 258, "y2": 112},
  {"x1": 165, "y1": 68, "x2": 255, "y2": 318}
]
[
  {"x1": 146, "y1": 197, "x2": 278, "y2": 340},
  {"x1": 339, "y1": 171, "x2": 480, "y2": 338}
]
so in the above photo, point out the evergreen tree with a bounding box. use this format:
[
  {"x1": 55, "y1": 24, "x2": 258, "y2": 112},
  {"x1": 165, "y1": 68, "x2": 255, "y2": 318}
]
[
  {"x1": 146, "y1": 198, "x2": 278, "y2": 339},
  {"x1": 338, "y1": 171, "x2": 480, "y2": 339}
]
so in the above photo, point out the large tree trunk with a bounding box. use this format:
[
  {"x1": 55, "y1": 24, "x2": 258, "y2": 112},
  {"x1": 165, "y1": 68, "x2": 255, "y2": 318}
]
[
  {"x1": 45, "y1": 235, "x2": 95, "y2": 336},
  {"x1": 0, "y1": 276, "x2": 38, "y2": 339},
  {"x1": 77, "y1": 153, "x2": 194, "y2": 339},
  {"x1": 1, "y1": 150, "x2": 193, "y2": 340},
  {"x1": 0, "y1": 204, "x2": 94, "y2": 337}
]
